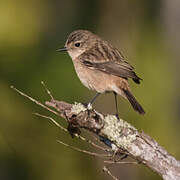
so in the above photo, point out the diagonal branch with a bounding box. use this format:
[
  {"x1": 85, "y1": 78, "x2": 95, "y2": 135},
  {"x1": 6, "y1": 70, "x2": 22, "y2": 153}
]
[
  {"x1": 46, "y1": 100, "x2": 180, "y2": 180},
  {"x1": 11, "y1": 86, "x2": 180, "y2": 180}
]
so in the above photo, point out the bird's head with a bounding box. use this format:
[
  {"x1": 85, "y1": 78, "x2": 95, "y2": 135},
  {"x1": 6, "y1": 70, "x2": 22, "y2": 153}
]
[{"x1": 57, "y1": 30, "x2": 97, "y2": 59}]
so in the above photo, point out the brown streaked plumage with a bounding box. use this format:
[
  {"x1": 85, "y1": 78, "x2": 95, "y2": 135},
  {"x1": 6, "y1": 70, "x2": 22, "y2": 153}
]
[{"x1": 57, "y1": 30, "x2": 145, "y2": 115}]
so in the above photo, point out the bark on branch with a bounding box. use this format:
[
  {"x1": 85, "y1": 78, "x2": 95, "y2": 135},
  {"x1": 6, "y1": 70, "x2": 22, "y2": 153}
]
[{"x1": 46, "y1": 100, "x2": 180, "y2": 180}]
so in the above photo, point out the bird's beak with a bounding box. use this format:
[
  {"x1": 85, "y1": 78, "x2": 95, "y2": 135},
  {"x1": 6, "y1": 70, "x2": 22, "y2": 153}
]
[{"x1": 56, "y1": 47, "x2": 68, "y2": 52}]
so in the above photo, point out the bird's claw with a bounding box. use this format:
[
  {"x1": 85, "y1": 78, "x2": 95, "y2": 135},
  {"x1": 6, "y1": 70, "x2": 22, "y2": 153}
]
[
  {"x1": 87, "y1": 103, "x2": 92, "y2": 110},
  {"x1": 82, "y1": 103, "x2": 92, "y2": 110}
]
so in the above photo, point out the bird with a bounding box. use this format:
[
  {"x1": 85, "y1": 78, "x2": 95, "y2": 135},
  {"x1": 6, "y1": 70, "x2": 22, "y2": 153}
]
[{"x1": 57, "y1": 30, "x2": 145, "y2": 116}]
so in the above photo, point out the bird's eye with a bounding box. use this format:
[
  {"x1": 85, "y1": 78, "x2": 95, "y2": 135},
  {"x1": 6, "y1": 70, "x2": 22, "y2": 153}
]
[{"x1": 75, "y1": 43, "x2": 81, "y2": 47}]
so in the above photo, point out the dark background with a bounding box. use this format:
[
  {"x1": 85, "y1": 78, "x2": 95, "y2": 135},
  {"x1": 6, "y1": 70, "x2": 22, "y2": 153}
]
[{"x1": 0, "y1": 0, "x2": 180, "y2": 179}]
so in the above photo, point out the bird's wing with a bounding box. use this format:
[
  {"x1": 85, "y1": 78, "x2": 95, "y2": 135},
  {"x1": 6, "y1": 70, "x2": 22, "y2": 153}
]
[
  {"x1": 79, "y1": 41, "x2": 142, "y2": 84},
  {"x1": 81, "y1": 60, "x2": 142, "y2": 84}
]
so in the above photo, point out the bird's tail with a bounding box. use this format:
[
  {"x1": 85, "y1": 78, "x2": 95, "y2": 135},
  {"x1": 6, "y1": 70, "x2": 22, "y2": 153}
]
[{"x1": 123, "y1": 89, "x2": 145, "y2": 115}]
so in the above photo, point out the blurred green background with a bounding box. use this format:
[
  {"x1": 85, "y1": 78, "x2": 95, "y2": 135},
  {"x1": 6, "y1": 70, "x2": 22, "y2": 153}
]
[{"x1": 0, "y1": 0, "x2": 180, "y2": 179}]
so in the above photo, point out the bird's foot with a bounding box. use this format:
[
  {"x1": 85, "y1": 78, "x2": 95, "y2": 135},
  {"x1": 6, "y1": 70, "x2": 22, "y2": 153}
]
[
  {"x1": 82, "y1": 103, "x2": 93, "y2": 117},
  {"x1": 87, "y1": 103, "x2": 92, "y2": 110},
  {"x1": 83, "y1": 103, "x2": 92, "y2": 110}
]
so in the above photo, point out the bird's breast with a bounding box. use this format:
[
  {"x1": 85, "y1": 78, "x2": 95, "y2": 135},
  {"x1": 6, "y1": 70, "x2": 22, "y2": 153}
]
[
  {"x1": 73, "y1": 60, "x2": 94, "y2": 90},
  {"x1": 72, "y1": 59, "x2": 121, "y2": 93}
]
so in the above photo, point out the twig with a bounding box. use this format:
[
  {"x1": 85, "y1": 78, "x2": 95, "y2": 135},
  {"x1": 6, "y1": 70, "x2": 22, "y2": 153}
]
[
  {"x1": 10, "y1": 86, "x2": 59, "y2": 116},
  {"x1": 80, "y1": 135, "x2": 109, "y2": 152},
  {"x1": 103, "y1": 166, "x2": 119, "y2": 180},
  {"x1": 34, "y1": 113, "x2": 68, "y2": 132},
  {"x1": 56, "y1": 140, "x2": 111, "y2": 158},
  {"x1": 104, "y1": 160, "x2": 138, "y2": 165},
  {"x1": 41, "y1": 81, "x2": 54, "y2": 100}
]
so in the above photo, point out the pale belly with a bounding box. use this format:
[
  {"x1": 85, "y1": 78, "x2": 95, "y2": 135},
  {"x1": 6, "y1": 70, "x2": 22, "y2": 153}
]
[{"x1": 73, "y1": 61, "x2": 123, "y2": 94}]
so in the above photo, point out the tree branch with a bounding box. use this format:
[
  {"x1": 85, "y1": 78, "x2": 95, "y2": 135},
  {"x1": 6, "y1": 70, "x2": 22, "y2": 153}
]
[
  {"x1": 11, "y1": 85, "x2": 180, "y2": 180},
  {"x1": 46, "y1": 100, "x2": 180, "y2": 180}
]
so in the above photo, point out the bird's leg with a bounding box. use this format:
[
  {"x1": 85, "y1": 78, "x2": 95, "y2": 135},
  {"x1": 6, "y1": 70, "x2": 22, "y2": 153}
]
[
  {"x1": 89, "y1": 92, "x2": 101, "y2": 104},
  {"x1": 86, "y1": 92, "x2": 100, "y2": 110},
  {"x1": 113, "y1": 92, "x2": 119, "y2": 120}
]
